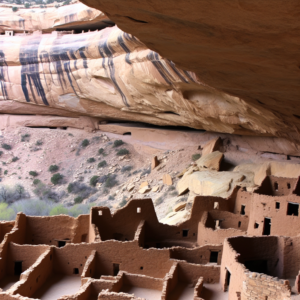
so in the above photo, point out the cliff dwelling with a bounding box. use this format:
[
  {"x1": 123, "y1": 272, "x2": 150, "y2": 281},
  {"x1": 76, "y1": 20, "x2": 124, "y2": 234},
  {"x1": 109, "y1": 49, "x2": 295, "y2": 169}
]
[{"x1": 0, "y1": 0, "x2": 300, "y2": 299}]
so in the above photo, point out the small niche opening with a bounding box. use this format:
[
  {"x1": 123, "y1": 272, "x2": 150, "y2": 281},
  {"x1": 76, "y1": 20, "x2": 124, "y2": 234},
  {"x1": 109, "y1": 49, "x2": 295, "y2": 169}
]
[
  {"x1": 123, "y1": 132, "x2": 131, "y2": 136},
  {"x1": 73, "y1": 268, "x2": 79, "y2": 275},
  {"x1": 182, "y1": 229, "x2": 189, "y2": 237},
  {"x1": 276, "y1": 202, "x2": 280, "y2": 209},
  {"x1": 287, "y1": 202, "x2": 299, "y2": 216},
  {"x1": 113, "y1": 263, "x2": 120, "y2": 276},
  {"x1": 238, "y1": 221, "x2": 241, "y2": 228},
  {"x1": 274, "y1": 182, "x2": 279, "y2": 191},
  {"x1": 58, "y1": 241, "x2": 66, "y2": 248},
  {"x1": 287, "y1": 183, "x2": 291, "y2": 189},
  {"x1": 140, "y1": 266, "x2": 144, "y2": 270},
  {"x1": 240, "y1": 205, "x2": 246, "y2": 215},
  {"x1": 254, "y1": 223, "x2": 259, "y2": 229}
]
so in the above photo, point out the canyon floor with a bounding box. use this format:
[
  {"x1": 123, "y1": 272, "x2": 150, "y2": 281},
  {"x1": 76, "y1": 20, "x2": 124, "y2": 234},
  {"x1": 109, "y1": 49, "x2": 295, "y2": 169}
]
[{"x1": 0, "y1": 124, "x2": 299, "y2": 222}]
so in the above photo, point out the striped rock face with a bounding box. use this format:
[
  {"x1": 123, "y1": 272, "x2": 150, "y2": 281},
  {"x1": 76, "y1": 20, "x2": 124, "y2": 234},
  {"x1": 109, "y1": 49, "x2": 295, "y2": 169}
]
[
  {"x1": 0, "y1": 25, "x2": 291, "y2": 138},
  {"x1": 0, "y1": 3, "x2": 108, "y2": 33}
]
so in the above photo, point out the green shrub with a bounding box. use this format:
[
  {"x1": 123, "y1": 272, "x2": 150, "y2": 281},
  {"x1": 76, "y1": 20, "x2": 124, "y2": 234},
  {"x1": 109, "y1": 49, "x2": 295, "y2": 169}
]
[
  {"x1": 49, "y1": 205, "x2": 68, "y2": 216},
  {"x1": 98, "y1": 160, "x2": 107, "y2": 168},
  {"x1": 4, "y1": 170, "x2": 7, "y2": 175},
  {"x1": 90, "y1": 176, "x2": 99, "y2": 187},
  {"x1": 51, "y1": 173, "x2": 64, "y2": 185},
  {"x1": 0, "y1": 151, "x2": 3, "y2": 157},
  {"x1": 12, "y1": 157, "x2": 19, "y2": 162},
  {"x1": 119, "y1": 197, "x2": 127, "y2": 208},
  {"x1": 155, "y1": 196, "x2": 164, "y2": 205},
  {"x1": 49, "y1": 165, "x2": 59, "y2": 173},
  {"x1": 36, "y1": 140, "x2": 43, "y2": 146},
  {"x1": 108, "y1": 195, "x2": 115, "y2": 200},
  {"x1": 81, "y1": 139, "x2": 90, "y2": 147},
  {"x1": 2, "y1": 144, "x2": 11, "y2": 150},
  {"x1": 116, "y1": 148, "x2": 129, "y2": 156},
  {"x1": 29, "y1": 171, "x2": 38, "y2": 177},
  {"x1": 87, "y1": 157, "x2": 95, "y2": 163},
  {"x1": 33, "y1": 179, "x2": 41, "y2": 185},
  {"x1": 24, "y1": 2, "x2": 30, "y2": 8},
  {"x1": 12, "y1": 6, "x2": 18, "y2": 12},
  {"x1": 141, "y1": 166, "x2": 151, "y2": 176},
  {"x1": 192, "y1": 153, "x2": 201, "y2": 161},
  {"x1": 121, "y1": 165, "x2": 132, "y2": 173},
  {"x1": 104, "y1": 174, "x2": 118, "y2": 188},
  {"x1": 113, "y1": 140, "x2": 124, "y2": 147},
  {"x1": 98, "y1": 148, "x2": 105, "y2": 155},
  {"x1": 74, "y1": 196, "x2": 83, "y2": 204},
  {"x1": 21, "y1": 134, "x2": 30, "y2": 142}
]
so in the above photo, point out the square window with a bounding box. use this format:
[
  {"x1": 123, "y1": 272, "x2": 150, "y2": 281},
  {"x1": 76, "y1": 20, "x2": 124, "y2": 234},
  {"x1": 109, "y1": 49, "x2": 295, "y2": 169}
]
[
  {"x1": 137, "y1": 207, "x2": 141, "y2": 213},
  {"x1": 182, "y1": 229, "x2": 189, "y2": 237},
  {"x1": 98, "y1": 211, "x2": 102, "y2": 216},
  {"x1": 287, "y1": 202, "x2": 299, "y2": 216}
]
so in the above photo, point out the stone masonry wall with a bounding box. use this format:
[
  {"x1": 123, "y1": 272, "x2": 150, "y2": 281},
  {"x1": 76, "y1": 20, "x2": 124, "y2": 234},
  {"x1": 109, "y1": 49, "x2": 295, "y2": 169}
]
[{"x1": 242, "y1": 272, "x2": 291, "y2": 300}]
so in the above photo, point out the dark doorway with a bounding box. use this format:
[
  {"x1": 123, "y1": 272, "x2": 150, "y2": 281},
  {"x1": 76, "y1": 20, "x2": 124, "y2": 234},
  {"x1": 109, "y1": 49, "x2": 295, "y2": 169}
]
[
  {"x1": 225, "y1": 269, "x2": 231, "y2": 291},
  {"x1": 209, "y1": 251, "x2": 218, "y2": 263},
  {"x1": 182, "y1": 229, "x2": 189, "y2": 237},
  {"x1": 240, "y1": 205, "x2": 246, "y2": 215},
  {"x1": 113, "y1": 263, "x2": 120, "y2": 276},
  {"x1": 244, "y1": 260, "x2": 268, "y2": 274},
  {"x1": 73, "y1": 268, "x2": 79, "y2": 274},
  {"x1": 263, "y1": 218, "x2": 271, "y2": 235},
  {"x1": 14, "y1": 261, "x2": 22, "y2": 276},
  {"x1": 287, "y1": 202, "x2": 299, "y2": 216},
  {"x1": 58, "y1": 241, "x2": 66, "y2": 248}
]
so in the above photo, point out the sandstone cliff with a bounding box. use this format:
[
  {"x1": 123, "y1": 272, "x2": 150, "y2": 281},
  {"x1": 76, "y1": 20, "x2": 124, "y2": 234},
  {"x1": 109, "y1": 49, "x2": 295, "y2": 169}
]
[
  {"x1": 1, "y1": 24, "x2": 296, "y2": 141},
  {"x1": 77, "y1": 0, "x2": 300, "y2": 143},
  {"x1": 0, "y1": 2, "x2": 109, "y2": 33}
]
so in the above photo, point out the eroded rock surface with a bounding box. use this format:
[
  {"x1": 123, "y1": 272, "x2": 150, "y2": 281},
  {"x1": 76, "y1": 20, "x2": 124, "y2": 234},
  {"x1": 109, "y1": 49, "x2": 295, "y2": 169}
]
[{"x1": 78, "y1": 0, "x2": 300, "y2": 142}]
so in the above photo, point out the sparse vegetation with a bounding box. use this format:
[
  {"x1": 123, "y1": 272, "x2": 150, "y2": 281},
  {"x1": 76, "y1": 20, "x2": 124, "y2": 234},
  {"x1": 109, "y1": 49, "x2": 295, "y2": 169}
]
[
  {"x1": 81, "y1": 139, "x2": 90, "y2": 148},
  {"x1": 98, "y1": 160, "x2": 107, "y2": 168},
  {"x1": 90, "y1": 176, "x2": 99, "y2": 187},
  {"x1": 2, "y1": 144, "x2": 11, "y2": 150},
  {"x1": 74, "y1": 196, "x2": 83, "y2": 204},
  {"x1": 21, "y1": 134, "x2": 30, "y2": 142},
  {"x1": 87, "y1": 157, "x2": 96, "y2": 163},
  {"x1": 24, "y1": 2, "x2": 30, "y2": 8},
  {"x1": 49, "y1": 165, "x2": 59, "y2": 173},
  {"x1": 68, "y1": 181, "x2": 96, "y2": 200},
  {"x1": 98, "y1": 148, "x2": 105, "y2": 155},
  {"x1": 0, "y1": 184, "x2": 29, "y2": 204},
  {"x1": 33, "y1": 179, "x2": 41, "y2": 185},
  {"x1": 192, "y1": 153, "x2": 201, "y2": 161},
  {"x1": 51, "y1": 173, "x2": 64, "y2": 185},
  {"x1": 12, "y1": 157, "x2": 19, "y2": 162},
  {"x1": 116, "y1": 148, "x2": 129, "y2": 156},
  {"x1": 0, "y1": 151, "x2": 3, "y2": 157},
  {"x1": 121, "y1": 165, "x2": 132, "y2": 173},
  {"x1": 36, "y1": 140, "x2": 43, "y2": 146},
  {"x1": 113, "y1": 140, "x2": 124, "y2": 147},
  {"x1": 108, "y1": 195, "x2": 115, "y2": 200},
  {"x1": 29, "y1": 171, "x2": 38, "y2": 177},
  {"x1": 4, "y1": 170, "x2": 7, "y2": 175},
  {"x1": 141, "y1": 166, "x2": 151, "y2": 176},
  {"x1": 119, "y1": 196, "x2": 127, "y2": 208},
  {"x1": 104, "y1": 174, "x2": 118, "y2": 189},
  {"x1": 12, "y1": 7, "x2": 18, "y2": 12}
]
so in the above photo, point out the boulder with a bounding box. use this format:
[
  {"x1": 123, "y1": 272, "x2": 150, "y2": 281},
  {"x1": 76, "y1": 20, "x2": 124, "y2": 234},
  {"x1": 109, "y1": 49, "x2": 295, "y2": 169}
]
[
  {"x1": 151, "y1": 156, "x2": 160, "y2": 170},
  {"x1": 138, "y1": 186, "x2": 151, "y2": 194},
  {"x1": 139, "y1": 182, "x2": 149, "y2": 189},
  {"x1": 152, "y1": 186, "x2": 160, "y2": 192},
  {"x1": 173, "y1": 202, "x2": 186, "y2": 212},
  {"x1": 127, "y1": 183, "x2": 135, "y2": 192},
  {"x1": 163, "y1": 174, "x2": 173, "y2": 185},
  {"x1": 202, "y1": 137, "x2": 222, "y2": 156},
  {"x1": 188, "y1": 170, "x2": 246, "y2": 198},
  {"x1": 196, "y1": 151, "x2": 224, "y2": 171}
]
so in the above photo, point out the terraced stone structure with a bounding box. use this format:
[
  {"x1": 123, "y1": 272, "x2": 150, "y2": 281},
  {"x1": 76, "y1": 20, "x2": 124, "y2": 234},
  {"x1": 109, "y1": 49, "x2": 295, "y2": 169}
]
[{"x1": 0, "y1": 174, "x2": 300, "y2": 299}]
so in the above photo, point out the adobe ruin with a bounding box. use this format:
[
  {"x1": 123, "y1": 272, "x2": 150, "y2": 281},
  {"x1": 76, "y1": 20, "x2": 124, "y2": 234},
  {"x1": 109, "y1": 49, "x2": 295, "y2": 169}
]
[{"x1": 0, "y1": 174, "x2": 299, "y2": 299}]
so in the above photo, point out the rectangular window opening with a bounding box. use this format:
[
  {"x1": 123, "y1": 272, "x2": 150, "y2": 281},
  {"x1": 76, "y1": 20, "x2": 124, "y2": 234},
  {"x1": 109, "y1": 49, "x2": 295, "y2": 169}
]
[
  {"x1": 254, "y1": 223, "x2": 259, "y2": 229},
  {"x1": 113, "y1": 263, "x2": 120, "y2": 276},
  {"x1": 240, "y1": 205, "x2": 246, "y2": 215},
  {"x1": 14, "y1": 261, "x2": 22, "y2": 276},
  {"x1": 276, "y1": 202, "x2": 280, "y2": 209},
  {"x1": 73, "y1": 268, "x2": 79, "y2": 275},
  {"x1": 182, "y1": 229, "x2": 189, "y2": 237},
  {"x1": 238, "y1": 221, "x2": 241, "y2": 228},
  {"x1": 263, "y1": 218, "x2": 271, "y2": 236},
  {"x1": 287, "y1": 202, "x2": 299, "y2": 216},
  {"x1": 209, "y1": 251, "x2": 218, "y2": 263},
  {"x1": 287, "y1": 183, "x2": 291, "y2": 189}
]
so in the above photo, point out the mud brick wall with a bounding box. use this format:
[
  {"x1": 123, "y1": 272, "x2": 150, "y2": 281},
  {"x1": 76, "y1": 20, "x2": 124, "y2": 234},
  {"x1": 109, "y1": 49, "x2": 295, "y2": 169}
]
[
  {"x1": 0, "y1": 221, "x2": 15, "y2": 243},
  {"x1": 242, "y1": 272, "x2": 291, "y2": 300}
]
